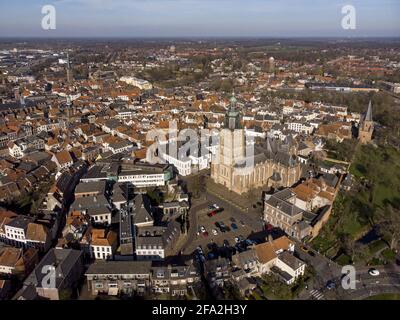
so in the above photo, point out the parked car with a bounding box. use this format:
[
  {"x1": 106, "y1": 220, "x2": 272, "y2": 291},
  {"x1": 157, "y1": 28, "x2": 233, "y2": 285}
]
[
  {"x1": 368, "y1": 268, "x2": 380, "y2": 276},
  {"x1": 231, "y1": 223, "x2": 238, "y2": 230},
  {"x1": 200, "y1": 226, "x2": 206, "y2": 233},
  {"x1": 234, "y1": 236, "x2": 241, "y2": 243},
  {"x1": 326, "y1": 280, "x2": 336, "y2": 290},
  {"x1": 230, "y1": 217, "x2": 236, "y2": 223},
  {"x1": 212, "y1": 229, "x2": 218, "y2": 236},
  {"x1": 239, "y1": 220, "x2": 245, "y2": 227}
]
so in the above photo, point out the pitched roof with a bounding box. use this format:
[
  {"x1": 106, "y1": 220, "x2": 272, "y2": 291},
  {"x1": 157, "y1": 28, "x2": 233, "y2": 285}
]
[
  {"x1": 54, "y1": 150, "x2": 73, "y2": 165},
  {"x1": 91, "y1": 229, "x2": 118, "y2": 247},
  {"x1": 254, "y1": 236, "x2": 293, "y2": 264},
  {"x1": 26, "y1": 223, "x2": 49, "y2": 242}
]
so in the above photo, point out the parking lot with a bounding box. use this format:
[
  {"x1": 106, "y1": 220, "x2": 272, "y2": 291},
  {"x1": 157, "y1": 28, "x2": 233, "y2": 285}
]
[{"x1": 184, "y1": 202, "x2": 263, "y2": 255}]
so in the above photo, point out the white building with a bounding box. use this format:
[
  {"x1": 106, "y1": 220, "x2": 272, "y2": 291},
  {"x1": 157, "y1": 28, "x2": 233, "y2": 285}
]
[
  {"x1": 275, "y1": 251, "x2": 306, "y2": 285},
  {"x1": 119, "y1": 76, "x2": 153, "y2": 90},
  {"x1": 287, "y1": 122, "x2": 314, "y2": 134}
]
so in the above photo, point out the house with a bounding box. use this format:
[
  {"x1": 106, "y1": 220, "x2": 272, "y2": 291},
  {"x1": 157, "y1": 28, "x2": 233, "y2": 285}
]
[
  {"x1": 133, "y1": 194, "x2": 154, "y2": 228},
  {"x1": 236, "y1": 277, "x2": 257, "y2": 296},
  {"x1": 135, "y1": 220, "x2": 182, "y2": 261},
  {"x1": 254, "y1": 236, "x2": 295, "y2": 275},
  {"x1": 160, "y1": 201, "x2": 189, "y2": 219},
  {"x1": 70, "y1": 194, "x2": 110, "y2": 213},
  {"x1": 82, "y1": 145, "x2": 101, "y2": 162},
  {"x1": 0, "y1": 210, "x2": 18, "y2": 242},
  {"x1": 3, "y1": 215, "x2": 31, "y2": 247},
  {"x1": 231, "y1": 250, "x2": 259, "y2": 276},
  {"x1": 0, "y1": 247, "x2": 38, "y2": 277},
  {"x1": 25, "y1": 222, "x2": 52, "y2": 252},
  {"x1": 204, "y1": 257, "x2": 231, "y2": 288},
  {"x1": 83, "y1": 228, "x2": 118, "y2": 260},
  {"x1": 264, "y1": 189, "x2": 315, "y2": 240},
  {"x1": 85, "y1": 260, "x2": 152, "y2": 296},
  {"x1": 21, "y1": 248, "x2": 84, "y2": 300},
  {"x1": 274, "y1": 251, "x2": 306, "y2": 285},
  {"x1": 74, "y1": 180, "x2": 107, "y2": 199},
  {"x1": 61, "y1": 211, "x2": 90, "y2": 246},
  {"x1": 52, "y1": 150, "x2": 74, "y2": 170},
  {"x1": 86, "y1": 207, "x2": 112, "y2": 225},
  {"x1": 150, "y1": 263, "x2": 200, "y2": 296}
]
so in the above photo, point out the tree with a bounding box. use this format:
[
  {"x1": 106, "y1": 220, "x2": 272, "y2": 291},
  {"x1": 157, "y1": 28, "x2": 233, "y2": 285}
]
[
  {"x1": 339, "y1": 232, "x2": 355, "y2": 262},
  {"x1": 375, "y1": 205, "x2": 400, "y2": 250}
]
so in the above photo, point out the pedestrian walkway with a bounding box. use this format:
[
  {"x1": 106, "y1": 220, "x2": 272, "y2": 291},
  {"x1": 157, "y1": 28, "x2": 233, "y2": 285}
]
[
  {"x1": 207, "y1": 188, "x2": 248, "y2": 212},
  {"x1": 310, "y1": 289, "x2": 325, "y2": 300},
  {"x1": 205, "y1": 179, "x2": 255, "y2": 212}
]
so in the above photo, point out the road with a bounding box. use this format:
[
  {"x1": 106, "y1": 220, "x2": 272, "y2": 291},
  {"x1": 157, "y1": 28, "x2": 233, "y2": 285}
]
[{"x1": 295, "y1": 243, "x2": 400, "y2": 300}]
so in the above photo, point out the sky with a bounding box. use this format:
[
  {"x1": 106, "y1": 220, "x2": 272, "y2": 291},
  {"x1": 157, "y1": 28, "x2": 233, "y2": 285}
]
[{"x1": 0, "y1": 0, "x2": 399, "y2": 38}]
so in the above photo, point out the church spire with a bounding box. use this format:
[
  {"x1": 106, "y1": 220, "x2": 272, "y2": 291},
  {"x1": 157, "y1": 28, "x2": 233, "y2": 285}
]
[
  {"x1": 365, "y1": 100, "x2": 373, "y2": 122},
  {"x1": 224, "y1": 91, "x2": 242, "y2": 130}
]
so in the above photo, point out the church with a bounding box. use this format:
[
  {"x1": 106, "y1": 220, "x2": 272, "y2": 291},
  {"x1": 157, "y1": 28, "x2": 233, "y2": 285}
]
[
  {"x1": 211, "y1": 95, "x2": 302, "y2": 195},
  {"x1": 358, "y1": 100, "x2": 374, "y2": 144}
]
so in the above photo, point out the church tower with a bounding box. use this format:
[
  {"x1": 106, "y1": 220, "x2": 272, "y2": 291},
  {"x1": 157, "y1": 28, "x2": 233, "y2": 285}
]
[
  {"x1": 66, "y1": 51, "x2": 72, "y2": 84},
  {"x1": 211, "y1": 93, "x2": 245, "y2": 190},
  {"x1": 359, "y1": 100, "x2": 374, "y2": 144}
]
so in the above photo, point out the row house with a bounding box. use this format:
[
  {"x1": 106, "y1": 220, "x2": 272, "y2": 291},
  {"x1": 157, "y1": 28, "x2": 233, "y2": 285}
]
[
  {"x1": 80, "y1": 228, "x2": 118, "y2": 260},
  {"x1": 8, "y1": 136, "x2": 45, "y2": 159},
  {"x1": 85, "y1": 260, "x2": 199, "y2": 297},
  {"x1": 1, "y1": 215, "x2": 52, "y2": 252},
  {"x1": 0, "y1": 247, "x2": 39, "y2": 278}
]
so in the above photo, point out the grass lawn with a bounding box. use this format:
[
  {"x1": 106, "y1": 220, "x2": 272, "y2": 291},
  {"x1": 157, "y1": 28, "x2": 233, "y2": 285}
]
[
  {"x1": 366, "y1": 293, "x2": 400, "y2": 300},
  {"x1": 368, "y1": 240, "x2": 387, "y2": 255},
  {"x1": 312, "y1": 144, "x2": 400, "y2": 264},
  {"x1": 335, "y1": 254, "x2": 352, "y2": 266},
  {"x1": 381, "y1": 248, "x2": 396, "y2": 261}
]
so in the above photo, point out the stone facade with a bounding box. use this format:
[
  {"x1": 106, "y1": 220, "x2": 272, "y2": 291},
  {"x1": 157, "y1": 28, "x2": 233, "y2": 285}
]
[{"x1": 211, "y1": 95, "x2": 302, "y2": 195}]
